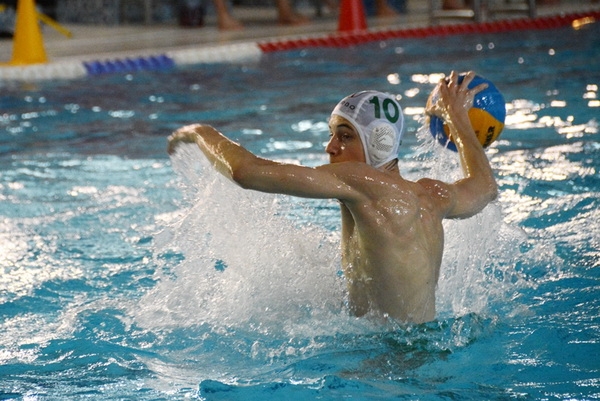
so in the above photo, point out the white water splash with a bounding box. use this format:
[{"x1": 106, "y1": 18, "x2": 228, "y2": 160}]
[
  {"x1": 414, "y1": 123, "x2": 528, "y2": 318},
  {"x1": 137, "y1": 133, "x2": 527, "y2": 337},
  {"x1": 136, "y1": 144, "x2": 353, "y2": 337}
]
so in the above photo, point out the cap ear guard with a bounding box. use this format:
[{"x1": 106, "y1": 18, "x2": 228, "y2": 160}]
[{"x1": 364, "y1": 120, "x2": 398, "y2": 167}]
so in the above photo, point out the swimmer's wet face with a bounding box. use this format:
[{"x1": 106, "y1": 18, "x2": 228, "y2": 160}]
[{"x1": 326, "y1": 115, "x2": 367, "y2": 164}]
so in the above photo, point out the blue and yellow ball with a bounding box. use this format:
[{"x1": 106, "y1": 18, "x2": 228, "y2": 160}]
[{"x1": 427, "y1": 74, "x2": 506, "y2": 152}]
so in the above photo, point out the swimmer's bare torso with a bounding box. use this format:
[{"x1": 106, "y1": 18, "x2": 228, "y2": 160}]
[{"x1": 336, "y1": 167, "x2": 446, "y2": 323}]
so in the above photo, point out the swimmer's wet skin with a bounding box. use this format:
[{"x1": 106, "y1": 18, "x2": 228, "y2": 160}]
[{"x1": 168, "y1": 70, "x2": 498, "y2": 324}]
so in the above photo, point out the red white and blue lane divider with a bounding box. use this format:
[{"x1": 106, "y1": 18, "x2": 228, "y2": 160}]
[
  {"x1": 1, "y1": 10, "x2": 598, "y2": 81},
  {"x1": 83, "y1": 54, "x2": 175, "y2": 75},
  {"x1": 258, "y1": 10, "x2": 600, "y2": 52},
  {"x1": 0, "y1": 42, "x2": 264, "y2": 81}
]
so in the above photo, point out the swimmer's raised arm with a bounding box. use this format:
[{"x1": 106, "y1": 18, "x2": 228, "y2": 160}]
[
  {"x1": 168, "y1": 124, "x2": 359, "y2": 200},
  {"x1": 425, "y1": 71, "x2": 498, "y2": 219}
]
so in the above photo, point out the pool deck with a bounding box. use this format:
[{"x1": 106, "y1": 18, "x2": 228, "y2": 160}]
[{"x1": 1, "y1": 0, "x2": 599, "y2": 79}]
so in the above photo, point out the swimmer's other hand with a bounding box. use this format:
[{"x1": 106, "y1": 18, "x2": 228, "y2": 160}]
[
  {"x1": 167, "y1": 124, "x2": 202, "y2": 154},
  {"x1": 426, "y1": 70, "x2": 488, "y2": 121}
]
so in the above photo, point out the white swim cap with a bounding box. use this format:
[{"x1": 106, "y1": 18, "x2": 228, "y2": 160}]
[{"x1": 331, "y1": 91, "x2": 404, "y2": 167}]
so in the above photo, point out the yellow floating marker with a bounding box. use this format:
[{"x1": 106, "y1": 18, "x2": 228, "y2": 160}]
[{"x1": 9, "y1": 0, "x2": 48, "y2": 65}]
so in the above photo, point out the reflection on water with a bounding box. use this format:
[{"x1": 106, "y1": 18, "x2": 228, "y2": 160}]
[
  {"x1": 0, "y1": 22, "x2": 598, "y2": 399},
  {"x1": 506, "y1": 99, "x2": 599, "y2": 137}
]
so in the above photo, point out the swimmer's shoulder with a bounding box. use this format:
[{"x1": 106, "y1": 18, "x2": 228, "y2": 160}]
[
  {"x1": 316, "y1": 161, "x2": 375, "y2": 179},
  {"x1": 415, "y1": 177, "x2": 455, "y2": 216},
  {"x1": 416, "y1": 177, "x2": 451, "y2": 195}
]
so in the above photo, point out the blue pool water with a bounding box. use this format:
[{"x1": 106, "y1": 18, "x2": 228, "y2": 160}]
[{"x1": 1, "y1": 22, "x2": 599, "y2": 400}]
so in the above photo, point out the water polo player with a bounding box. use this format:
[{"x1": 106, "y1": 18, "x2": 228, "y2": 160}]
[{"x1": 167, "y1": 70, "x2": 498, "y2": 324}]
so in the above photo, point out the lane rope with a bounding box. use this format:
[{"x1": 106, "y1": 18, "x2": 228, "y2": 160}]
[
  {"x1": 1, "y1": 10, "x2": 598, "y2": 81},
  {"x1": 258, "y1": 11, "x2": 600, "y2": 52}
]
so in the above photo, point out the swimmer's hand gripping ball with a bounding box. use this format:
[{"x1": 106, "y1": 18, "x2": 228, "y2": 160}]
[{"x1": 427, "y1": 74, "x2": 506, "y2": 152}]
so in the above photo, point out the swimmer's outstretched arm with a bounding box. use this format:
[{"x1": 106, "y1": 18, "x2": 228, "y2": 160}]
[
  {"x1": 425, "y1": 70, "x2": 498, "y2": 219},
  {"x1": 168, "y1": 124, "x2": 358, "y2": 200}
]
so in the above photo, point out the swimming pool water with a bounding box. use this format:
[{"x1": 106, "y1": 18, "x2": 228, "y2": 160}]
[{"x1": 1, "y1": 22, "x2": 599, "y2": 400}]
